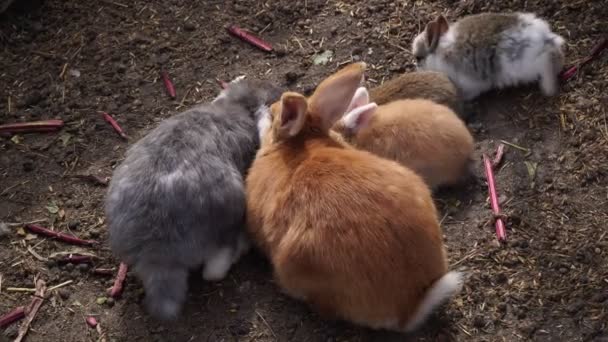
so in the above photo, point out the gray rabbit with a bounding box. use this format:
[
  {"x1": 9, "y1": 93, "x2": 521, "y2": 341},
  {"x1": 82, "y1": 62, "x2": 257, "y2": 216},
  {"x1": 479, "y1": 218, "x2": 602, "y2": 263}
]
[
  {"x1": 105, "y1": 78, "x2": 282, "y2": 320},
  {"x1": 412, "y1": 12, "x2": 565, "y2": 100}
]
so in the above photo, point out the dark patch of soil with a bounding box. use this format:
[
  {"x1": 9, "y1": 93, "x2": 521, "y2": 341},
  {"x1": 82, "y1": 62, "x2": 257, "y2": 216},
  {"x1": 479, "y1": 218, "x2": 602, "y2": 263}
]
[{"x1": 1, "y1": 0, "x2": 607, "y2": 341}]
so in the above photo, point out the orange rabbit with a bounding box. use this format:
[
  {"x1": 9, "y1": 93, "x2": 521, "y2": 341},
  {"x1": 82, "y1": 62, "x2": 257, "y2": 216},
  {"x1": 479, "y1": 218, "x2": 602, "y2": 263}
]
[
  {"x1": 246, "y1": 62, "x2": 462, "y2": 333},
  {"x1": 332, "y1": 87, "x2": 474, "y2": 190}
]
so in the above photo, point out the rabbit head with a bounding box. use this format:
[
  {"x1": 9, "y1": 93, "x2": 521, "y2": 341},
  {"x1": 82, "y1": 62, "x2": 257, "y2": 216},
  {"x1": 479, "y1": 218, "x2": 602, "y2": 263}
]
[
  {"x1": 412, "y1": 15, "x2": 450, "y2": 68},
  {"x1": 213, "y1": 77, "x2": 283, "y2": 121},
  {"x1": 257, "y1": 62, "x2": 368, "y2": 148}
]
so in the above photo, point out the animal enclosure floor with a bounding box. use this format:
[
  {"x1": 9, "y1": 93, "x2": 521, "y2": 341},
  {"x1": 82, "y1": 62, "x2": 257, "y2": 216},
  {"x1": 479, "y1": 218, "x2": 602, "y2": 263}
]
[{"x1": 1, "y1": 0, "x2": 607, "y2": 341}]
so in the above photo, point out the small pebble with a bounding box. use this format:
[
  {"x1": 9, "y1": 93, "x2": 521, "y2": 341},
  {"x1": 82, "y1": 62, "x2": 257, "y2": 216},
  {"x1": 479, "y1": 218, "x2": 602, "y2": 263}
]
[
  {"x1": 67, "y1": 220, "x2": 80, "y2": 230},
  {"x1": 77, "y1": 263, "x2": 90, "y2": 272},
  {"x1": 65, "y1": 263, "x2": 75, "y2": 271},
  {"x1": 472, "y1": 315, "x2": 486, "y2": 328},
  {"x1": 183, "y1": 21, "x2": 197, "y2": 31},
  {"x1": 58, "y1": 289, "x2": 71, "y2": 300},
  {"x1": 96, "y1": 297, "x2": 107, "y2": 305},
  {"x1": 0, "y1": 222, "x2": 10, "y2": 238},
  {"x1": 106, "y1": 297, "x2": 115, "y2": 307}
]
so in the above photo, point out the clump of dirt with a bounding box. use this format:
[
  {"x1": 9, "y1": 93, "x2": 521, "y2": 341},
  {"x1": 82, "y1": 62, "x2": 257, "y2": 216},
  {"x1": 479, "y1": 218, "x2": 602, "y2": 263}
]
[{"x1": 1, "y1": 0, "x2": 607, "y2": 341}]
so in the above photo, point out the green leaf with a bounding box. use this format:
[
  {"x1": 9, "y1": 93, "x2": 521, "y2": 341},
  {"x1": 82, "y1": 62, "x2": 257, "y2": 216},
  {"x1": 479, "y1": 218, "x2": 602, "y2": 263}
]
[
  {"x1": 11, "y1": 135, "x2": 22, "y2": 144},
  {"x1": 312, "y1": 50, "x2": 333, "y2": 65},
  {"x1": 60, "y1": 133, "x2": 72, "y2": 147},
  {"x1": 46, "y1": 201, "x2": 59, "y2": 214}
]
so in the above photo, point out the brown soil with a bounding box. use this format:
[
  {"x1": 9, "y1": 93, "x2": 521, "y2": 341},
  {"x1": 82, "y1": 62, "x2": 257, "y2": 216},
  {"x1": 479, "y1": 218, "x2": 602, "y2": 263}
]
[{"x1": 1, "y1": 0, "x2": 607, "y2": 341}]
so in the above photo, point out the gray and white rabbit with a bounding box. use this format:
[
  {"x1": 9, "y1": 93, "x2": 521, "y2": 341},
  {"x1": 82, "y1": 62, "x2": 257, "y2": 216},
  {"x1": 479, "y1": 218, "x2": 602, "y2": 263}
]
[
  {"x1": 105, "y1": 77, "x2": 282, "y2": 320},
  {"x1": 412, "y1": 12, "x2": 565, "y2": 100}
]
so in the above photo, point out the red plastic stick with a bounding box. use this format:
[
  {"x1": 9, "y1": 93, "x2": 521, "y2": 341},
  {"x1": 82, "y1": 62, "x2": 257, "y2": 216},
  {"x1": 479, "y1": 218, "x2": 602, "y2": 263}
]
[
  {"x1": 109, "y1": 262, "x2": 128, "y2": 298},
  {"x1": 483, "y1": 154, "x2": 507, "y2": 242},
  {"x1": 91, "y1": 268, "x2": 114, "y2": 276},
  {"x1": 161, "y1": 70, "x2": 176, "y2": 99},
  {"x1": 0, "y1": 306, "x2": 25, "y2": 328},
  {"x1": 25, "y1": 224, "x2": 96, "y2": 246},
  {"x1": 560, "y1": 37, "x2": 607, "y2": 82},
  {"x1": 101, "y1": 112, "x2": 128, "y2": 140},
  {"x1": 226, "y1": 25, "x2": 273, "y2": 52},
  {"x1": 0, "y1": 119, "x2": 64, "y2": 135},
  {"x1": 58, "y1": 255, "x2": 94, "y2": 264}
]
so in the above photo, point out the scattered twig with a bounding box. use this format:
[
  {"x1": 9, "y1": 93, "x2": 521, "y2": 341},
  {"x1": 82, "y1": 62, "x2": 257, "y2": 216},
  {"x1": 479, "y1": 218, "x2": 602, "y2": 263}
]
[
  {"x1": 255, "y1": 310, "x2": 277, "y2": 340},
  {"x1": 4, "y1": 219, "x2": 46, "y2": 228},
  {"x1": 492, "y1": 143, "x2": 506, "y2": 169},
  {"x1": 226, "y1": 25, "x2": 273, "y2": 52},
  {"x1": 560, "y1": 37, "x2": 607, "y2": 82},
  {"x1": 109, "y1": 263, "x2": 128, "y2": 298},
  {"x1": 27, "y1": 246, "x2": 47, "y2": 262},
  {"x1": 48, "y1": 280, "x2": 73, "y2": 292},
  {"x1": 0, "y1": 306, "x2": 25, "y2": 328},
  {"x1": 101, "y1": 112, "x2": 129, "y2": 140},
  {"x1": 6, "y1": 288, "x2": 35, "y2": 293},
  {"x1": 483, "y1": 152, "x2": 507, "y2": 243},
  {"x1": 0, "y1": 119, "x2": 64, "y2": 135},
  {"x1": 499, "y1": 140, "x2": 529, "y2": 153},
  {"x1": 160, "y1": 70, "x2": 176, "y2": 99},
  {"x1": 14, "y1": 279, "x2": 46, "y2": 342},
  {"x1": 68, "y1": 174, "x2": 109, "y2": 186},
  {"x1": 25, "y1": 224, "x2": 96, "y2": 246}
]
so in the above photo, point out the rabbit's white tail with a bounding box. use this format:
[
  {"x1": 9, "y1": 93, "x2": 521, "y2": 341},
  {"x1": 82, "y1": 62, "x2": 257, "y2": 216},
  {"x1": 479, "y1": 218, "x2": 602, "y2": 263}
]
[{"x1": 403, "y1": 271, "x2": 464, "y2": 333}]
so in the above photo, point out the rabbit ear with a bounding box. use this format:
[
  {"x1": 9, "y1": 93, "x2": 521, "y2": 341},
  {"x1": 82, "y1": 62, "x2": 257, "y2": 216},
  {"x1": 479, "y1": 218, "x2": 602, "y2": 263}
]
[
  {"x1": 276, "y1": 92, "x2": 308, "y2": 139},
  {"x1": 425, "y1": 15, "x2": 449, "y2": 52},
  {"x1": 436, "y1": 15, "x2": 449, "y2": 35},
  {"x1": 345, "y1": 87, "x2": 371, "y2": 113},
  {"x1": 342, "y1": 102, "x2": 377, "y2": 134},
  {"x1": 309, "y1": 62, "x2": 366, "y2": 131}
]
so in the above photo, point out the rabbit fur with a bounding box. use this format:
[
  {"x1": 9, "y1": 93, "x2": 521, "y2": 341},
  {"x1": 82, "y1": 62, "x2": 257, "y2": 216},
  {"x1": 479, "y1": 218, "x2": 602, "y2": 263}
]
[
  {"x1": 105, "y1": 78, "x2": 282, "y2": 320},
  {"x1": 246, "y1": 62, "x2": 463, "y2": 333},
  {"x1": 333, "y1": 87, "x2": 474, "y2": 190},
  {"x1": 412, "y1": 12, "x2": 565, "y2": 100}
]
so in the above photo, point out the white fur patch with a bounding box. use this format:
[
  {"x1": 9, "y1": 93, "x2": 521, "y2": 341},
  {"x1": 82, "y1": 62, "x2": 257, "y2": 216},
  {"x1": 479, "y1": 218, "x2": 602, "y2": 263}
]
[
  {"x1": 256, "y1": 105, "x2": 272, "y2": 141},
  {"x1": 403, "y1": 271, "x2": 463, "y2": 332},
  {"x1": 419, "y1": 13, "x2": 565, "y2": 100},
  {"x1": 203, "y1": 248, "x2": 234, "y2": 281},
  {"x1": 212, "y1": 90, "x2": 228, "y2": 104}
]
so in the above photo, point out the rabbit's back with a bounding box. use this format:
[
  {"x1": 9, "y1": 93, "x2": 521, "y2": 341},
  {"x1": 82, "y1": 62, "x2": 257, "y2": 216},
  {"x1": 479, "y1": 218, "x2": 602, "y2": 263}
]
[
  {"x1": 350, "y1": 99, "x2": 472, "y2": 188},
  {"x1": 247, "y1": 140, "x2": 447, "y2": 324},
  {"x1": 107, "y1": 106, "x2": 257, "y2": 265},
  {"x1": 369, "y1": 71, "x2": 463, "y2": 115}
]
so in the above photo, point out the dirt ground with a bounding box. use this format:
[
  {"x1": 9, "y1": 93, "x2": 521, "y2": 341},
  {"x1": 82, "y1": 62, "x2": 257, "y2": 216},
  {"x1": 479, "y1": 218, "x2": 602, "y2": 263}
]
[{"x1": 1, "y1": 0, "x2": 607, "y2": 341}]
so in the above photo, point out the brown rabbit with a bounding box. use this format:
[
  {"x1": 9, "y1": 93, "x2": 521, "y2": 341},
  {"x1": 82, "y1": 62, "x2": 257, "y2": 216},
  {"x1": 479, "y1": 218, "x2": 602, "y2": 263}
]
[
  {"x1": 369, "y1": 71, "x2": 464, "y2": 116},
  {"x1": 246, "y1": 62, "x2": 462, "y2": 333},
  {"x1": 333, "y1": 87, "x2": 474, "y2": 190}
]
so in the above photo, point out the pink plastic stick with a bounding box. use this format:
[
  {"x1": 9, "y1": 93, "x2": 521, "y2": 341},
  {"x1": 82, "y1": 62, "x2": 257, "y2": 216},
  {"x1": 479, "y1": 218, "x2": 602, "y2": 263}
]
[
  {"x1": 483, "y1": 154, "x2": 507, "y2": 242},
  {"x1": 109, "y1": 262, "x2": 128, "y2": 298},
  {"x1": 161, "y1": 70, "x2": 176, "y2": 99}
]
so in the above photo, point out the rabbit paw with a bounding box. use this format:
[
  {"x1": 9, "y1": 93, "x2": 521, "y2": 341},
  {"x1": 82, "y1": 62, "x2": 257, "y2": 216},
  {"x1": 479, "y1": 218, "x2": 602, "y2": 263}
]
[{"x1": 202, "y1": 248, "x2": 234, "y2": 281}]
